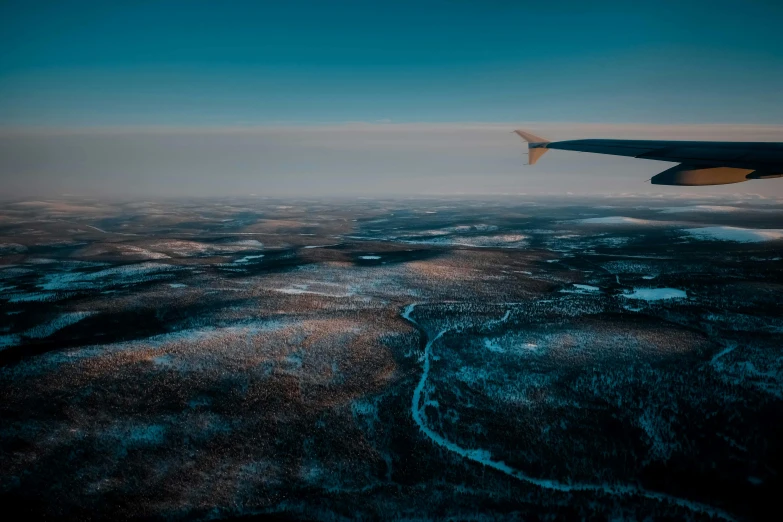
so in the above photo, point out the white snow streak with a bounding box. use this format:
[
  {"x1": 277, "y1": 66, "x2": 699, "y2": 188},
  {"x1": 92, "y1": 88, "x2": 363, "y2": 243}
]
[
  {"x1": 684, "y1": 226, "x2": 783, "y2": 243},
  {"x1": 621, "y1": 288, "x2": 687, "y2": 301},
  {"x1": 577, "y1": 216, "x2": 667, "y2": 226}
]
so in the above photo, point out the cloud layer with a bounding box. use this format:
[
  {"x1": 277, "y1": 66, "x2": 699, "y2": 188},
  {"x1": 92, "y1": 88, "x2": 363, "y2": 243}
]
[{"x1": 2, "y1": 123, "x2": 783, "y2": 198}]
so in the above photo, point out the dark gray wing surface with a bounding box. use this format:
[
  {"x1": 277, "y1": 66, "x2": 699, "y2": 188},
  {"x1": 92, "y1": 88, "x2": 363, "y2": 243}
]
[{"x1": 515, "y1": 131, "x2": 783, "y2": 186}]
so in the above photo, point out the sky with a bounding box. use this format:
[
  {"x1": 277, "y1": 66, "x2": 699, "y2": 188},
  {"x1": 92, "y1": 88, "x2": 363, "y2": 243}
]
[{"x1": 1, "y1": 0, "x2": 782, "y2": 197}]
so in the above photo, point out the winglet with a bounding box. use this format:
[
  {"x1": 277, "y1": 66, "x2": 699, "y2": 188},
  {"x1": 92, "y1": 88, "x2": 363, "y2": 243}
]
[
  {"x1": 513, "y1": 130, "x2": 550, "y2": 144},
  {"x1": 513, "y1": 130, "x2": 551, "y2": 165}
]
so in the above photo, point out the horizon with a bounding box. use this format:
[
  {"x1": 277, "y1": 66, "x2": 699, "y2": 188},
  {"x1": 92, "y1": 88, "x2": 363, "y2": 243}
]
[{"x1": 3, "y1": 121, "x2": 783, "y2": 198}]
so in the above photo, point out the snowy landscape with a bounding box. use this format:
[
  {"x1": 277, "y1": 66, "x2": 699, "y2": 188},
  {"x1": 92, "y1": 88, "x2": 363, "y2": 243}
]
[{"x1": 1, "y1": 195, "x2": 782, "y2": 521}]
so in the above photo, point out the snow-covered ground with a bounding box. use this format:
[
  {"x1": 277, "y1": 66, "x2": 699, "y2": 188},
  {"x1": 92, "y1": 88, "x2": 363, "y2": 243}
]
[
  {"x1": 7, "y1": 292, "x2": 69, "y2": 303},
  {"x1": 0, "y1": 312, "x2": 95, "y2": 349},
  {"x1": 659, "y1": 205, "x2": 776, "y2": 214},
  {"x1": 274, "y1": 283, "x2": 355, "y2": 298},
  {"x1": 405, "y1": 234, "x2": 528, "y2": 248},
  {"x1": 560, "y1": 284, "x2": 600, "y2": 294},
  {"x1": 23, "y1": 312, "x2": 95, "y2": 339},
  {"x1": 576, "y1": 216, "x2": 669, "y2": 226},
  {"x1": 117, "y1": 245, "x2": 171, "y2": 259},
  {"x1": 38, "y1": 262, "x2": 181, "y2": 291},
  {"x1": 620, "y1": 288, "x2": 687, "y2": 301},
  {"x1": 233, "y1": 254, "x2": 265, "y2": 264},
  {"x1": 0, "y1": 243, "x2": 27, "y2": 254},
  {"x1": 0, "y1": 334, "x2": 21, "y2": 349},
  {"x1": 399, "y1": 303, "x2": 735, "y2": 521},
  {"x1": 684, "y1": 226, "x2": 783, "y2": 243}
]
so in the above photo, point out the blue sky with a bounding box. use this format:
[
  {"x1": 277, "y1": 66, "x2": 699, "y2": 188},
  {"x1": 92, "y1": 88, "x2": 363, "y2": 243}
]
[
  {"x1": 2, "y1": 1, "x2": 783, "y2": 197},
  {"x1": 2, "y1": 0, "x2": 782, "y2": 126}
]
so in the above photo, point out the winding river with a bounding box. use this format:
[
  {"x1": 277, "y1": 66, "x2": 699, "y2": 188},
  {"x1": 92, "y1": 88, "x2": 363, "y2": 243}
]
[{"x1": 401, "y1": 303, "x2": 736, "y2": 521}]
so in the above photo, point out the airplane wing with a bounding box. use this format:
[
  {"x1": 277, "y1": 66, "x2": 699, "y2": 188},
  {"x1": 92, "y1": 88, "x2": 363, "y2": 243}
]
[{"x1": 514, "y1": 130, "x2": 783, "y2": 186}]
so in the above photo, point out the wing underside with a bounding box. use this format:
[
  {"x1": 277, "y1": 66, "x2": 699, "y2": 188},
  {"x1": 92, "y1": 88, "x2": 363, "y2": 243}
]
[{"x1": 514, "y1": 130, "x2": 783, "y2": 186}]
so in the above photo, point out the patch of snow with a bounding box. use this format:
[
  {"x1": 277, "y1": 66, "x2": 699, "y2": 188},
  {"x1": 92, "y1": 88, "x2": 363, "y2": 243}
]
[
  {"x1": 233, "y1": 254, "x2": 265, "y2": 264},
  {"x1": 39, "y1": 262, "x2": 180, "y2": 291},
  {"x1": 118, "y1": 245, "x2": 171, "y2": 259},
  {"x1": 620, "y1": 288, "x2": 687, "y2": 301},
  {"x1": 0, "y1": 243, "x2": 27, "y2": 254},
  {"x1": 6, "y1": 292, "x2": 65, "y2": 303},
  {"x1": 402, "y1": 233, "x2": 527, "y2": 248},
  {"x1": 560, "y1": 284, "x2": 600, "y2": 295},
  {"x1": 483, "y1": 338, "x2": 506, "y2": 353},
  {"x1": 359, "y1": 255, "x2": 381, "y2": 260},
  {"x1": 274, "y1": 284, "x2": 353, "y2": 298},
  {"x1": 232, "y1": 239, "x2": 264, "y2": 247},
  {"x1": 0, "y1": 334, "x2": 21, "y2": 350},
  {"x1": 659, "y1": 205, "x2": 771, "y2": 213},
  {"x1": 684, "y1": 226, "x2": 783, "y2": 243},
  {"x1": 24, "y1": 311, "x2": 95, "y2": 339},
  {"x1": 577, "y1": 216, "x2": 666, "y2": 225},
  {"x1": 85, "y1": 224, "x2": 137, "y2": 236},
  {"x1": 0, "y1": 267, "x2": 31, "y2": 277},
  {"x1": 711, "y1": 343, "x2": 737, "y2": 364},
  {"x1": 596, "y1": 236, "x2": 630, "y2": 247},
  {"x1": 444, "y1": 224, "x2": 499, "y2": 233},
  {"x1": 638, "y1": 408, "x2": 675, "y2": 460}
]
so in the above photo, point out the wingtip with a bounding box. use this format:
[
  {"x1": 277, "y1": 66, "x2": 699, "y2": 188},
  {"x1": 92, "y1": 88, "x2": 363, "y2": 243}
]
[
  {"x1": 513, "y1": 129, "x2": 550, "y2": 144},
  {"x1": 514, "y1": 130, "x2": 551, "y2": 165}
]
